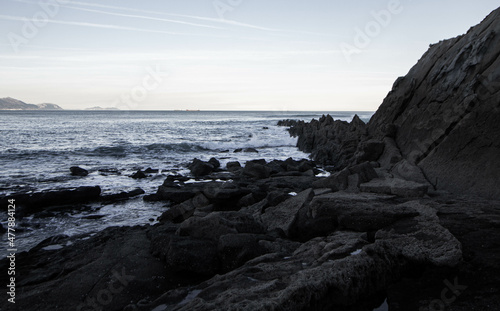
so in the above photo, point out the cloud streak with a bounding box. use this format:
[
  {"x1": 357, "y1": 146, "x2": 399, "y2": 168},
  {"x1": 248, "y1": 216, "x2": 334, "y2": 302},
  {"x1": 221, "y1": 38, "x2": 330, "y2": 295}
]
[
  {"x1": 10, "y1": 0, "x2": 284, "y2": 32},
  {"x1": 11, "y1": 0, "x2": 226, "y2": 30},
  {"x1": 0, "y1": 14, "x2": 229, "y2": 37}
]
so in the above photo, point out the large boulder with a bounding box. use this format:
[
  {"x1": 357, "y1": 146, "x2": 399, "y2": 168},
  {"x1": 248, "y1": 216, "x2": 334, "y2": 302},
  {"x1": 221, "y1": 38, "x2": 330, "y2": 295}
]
[
  {"x1": 242, "y1": 161, "x2": 272, "y2": 179},
  {"x1": 188, "y1": 158, "x2": 215, "y2": 177}
]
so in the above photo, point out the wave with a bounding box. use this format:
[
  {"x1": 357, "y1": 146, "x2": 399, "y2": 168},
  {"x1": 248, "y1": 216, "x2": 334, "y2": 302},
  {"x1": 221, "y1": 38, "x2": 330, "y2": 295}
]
[
  {"x1": 0, "y1": 142, "x2": 211, "y2": 159},
  {"x1": 200, "y1": 134, "x2": 298, "y2": 151}
]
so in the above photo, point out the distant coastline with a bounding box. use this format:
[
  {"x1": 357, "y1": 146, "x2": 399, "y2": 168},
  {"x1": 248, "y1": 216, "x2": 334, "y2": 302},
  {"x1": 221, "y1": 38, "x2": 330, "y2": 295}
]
[
  {"x1": 0, "y1": 97, "x2": 63, "y2": 110},
  {"x1": 85, "y1": 106, "x2": 120, "y2": 111}
]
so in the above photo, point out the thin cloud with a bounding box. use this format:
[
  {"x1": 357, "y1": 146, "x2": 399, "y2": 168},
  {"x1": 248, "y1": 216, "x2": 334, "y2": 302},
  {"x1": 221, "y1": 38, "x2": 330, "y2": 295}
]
[
  {"x1": 12, "y1": 0, "x2": 284, "y2": 32},
  {"x1": 12, "y1": 0, "x2": 225, "y2": 30},
  {"x1": 61, "y1": 0, "x2": 340, "y2": 36},
  {"x1": 0, "y1": 15, "x2": 229, "y2": 37},
  {"x1": 10, "y1": 0, "x2": 339, "y2": 36}
]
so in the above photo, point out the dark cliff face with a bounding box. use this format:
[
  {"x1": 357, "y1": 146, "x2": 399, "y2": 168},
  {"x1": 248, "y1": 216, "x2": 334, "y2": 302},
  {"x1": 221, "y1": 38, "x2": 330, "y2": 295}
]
[{"x1": 368, "y1": 7, "x2": 500, "y2": 198}]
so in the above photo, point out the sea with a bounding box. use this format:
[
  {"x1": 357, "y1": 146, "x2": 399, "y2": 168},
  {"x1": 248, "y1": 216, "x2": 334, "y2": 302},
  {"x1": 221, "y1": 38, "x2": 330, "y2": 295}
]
[{"x1": 0, "y1": 110, "x2": 373, "y2": 254}]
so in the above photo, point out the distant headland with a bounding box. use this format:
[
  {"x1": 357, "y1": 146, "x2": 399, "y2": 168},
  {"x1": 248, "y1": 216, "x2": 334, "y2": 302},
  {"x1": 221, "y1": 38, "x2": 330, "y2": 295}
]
[{"x1": 0, "y1": 97, "x2": 63, "y2": 110}]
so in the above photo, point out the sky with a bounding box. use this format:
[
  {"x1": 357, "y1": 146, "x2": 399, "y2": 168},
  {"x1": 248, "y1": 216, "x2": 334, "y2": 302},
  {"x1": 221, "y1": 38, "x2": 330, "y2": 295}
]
[{"x1": 0, "y1": 0, "x2": 499, "y2": 111}]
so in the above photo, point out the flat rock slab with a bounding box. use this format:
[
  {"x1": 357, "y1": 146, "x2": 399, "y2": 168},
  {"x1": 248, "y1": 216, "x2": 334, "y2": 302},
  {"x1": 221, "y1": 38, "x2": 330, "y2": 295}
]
[{"x1": 360, "y1": 177, "x2": 429, "y2": 197}]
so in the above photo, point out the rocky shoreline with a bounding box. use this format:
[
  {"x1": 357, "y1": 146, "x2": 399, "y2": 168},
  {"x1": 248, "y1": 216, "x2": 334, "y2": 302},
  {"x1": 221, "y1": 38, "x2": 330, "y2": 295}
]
[
  {"x1": 2, "y1": 6, "x2": 500, "y2": 311},
  {"x1": 1, "y1": 155, "x2": 499, "y2": 311}
]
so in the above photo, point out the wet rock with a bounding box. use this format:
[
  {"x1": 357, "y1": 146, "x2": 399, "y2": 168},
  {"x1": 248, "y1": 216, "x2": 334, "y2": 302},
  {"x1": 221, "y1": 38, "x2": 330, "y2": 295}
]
[
  {"x1": 188, "y1": 158, "x2": 215, "y2": 177},
  {"x1": 234, "y1": 147, "x2": 259, "y2": 153},
  {"x1": 208, "y1": 157, "x2": 220, "y2": 170},
  {"x1": 100, "y1": 188, "x2": 145, "y2": 203},
  {"x1": 156, "y1": 183, "x2": 203, "y2": 204},
  {"x1": 144, "y1": 167, "x2": 159, "y2": 173},
  {"x1": 226, "y1": 161, "x2": 241, "y2": 172},
  {"x1": 131, "y1": 169, "x2": 147, "y2": 179},
  {"x1": 7, "y1": 186, "x2": 101, "y2": 215},
  {"x1": 69, "y1": 166, "x2": 88, "y2": 176},
  {"x1": 243, "y1": 161, "x2": 272, "y2": 179},
  {"x1": 98, "y1": 168, "x2": 121, "y2": 176}
]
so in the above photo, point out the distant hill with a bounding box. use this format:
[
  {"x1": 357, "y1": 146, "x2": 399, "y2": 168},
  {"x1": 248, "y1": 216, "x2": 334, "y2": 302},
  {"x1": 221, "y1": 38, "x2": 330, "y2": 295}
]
[
  {"x1": 0, "y1": 97, "x2": 63, "y2": 110},
  {"x1": 37, "y1": 103, "x2": 63, "y2": 110},
  {"x1": 85, "y1": 106, "x2": 120, "y2": 111}
]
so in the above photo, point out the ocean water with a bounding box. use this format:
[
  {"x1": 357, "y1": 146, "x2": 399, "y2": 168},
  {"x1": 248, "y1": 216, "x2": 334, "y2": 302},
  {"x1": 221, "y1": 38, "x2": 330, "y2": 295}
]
[{"x1": 0, "y1": 110, "x2": 373, "y2": 253}]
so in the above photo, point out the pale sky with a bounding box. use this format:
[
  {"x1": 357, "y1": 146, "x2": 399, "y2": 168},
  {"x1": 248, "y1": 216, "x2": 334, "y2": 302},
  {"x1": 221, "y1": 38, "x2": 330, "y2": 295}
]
[{"x1": 0, "y1": 0, "x2": 498, "y2": 110}]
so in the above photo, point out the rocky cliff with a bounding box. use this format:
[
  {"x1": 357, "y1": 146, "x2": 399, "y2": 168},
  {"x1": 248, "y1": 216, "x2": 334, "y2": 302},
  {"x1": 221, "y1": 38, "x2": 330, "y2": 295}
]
[
  {"x1": 368, "y1": 7, "x2": 500, "y2": 199},
  {"x1": 284, "y1": 7, "x2": 500, "y2": 199}
]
